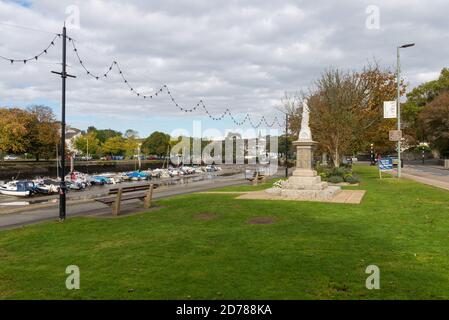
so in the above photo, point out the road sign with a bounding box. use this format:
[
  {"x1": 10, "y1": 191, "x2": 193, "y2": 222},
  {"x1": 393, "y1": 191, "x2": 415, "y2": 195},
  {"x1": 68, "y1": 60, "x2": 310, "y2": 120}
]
[
  {"x1": 389, "y1": 130, "x2": 402, "y2": 141},
  {"x1": 383, "y1": 101, "x2": 397, "y2": 119},
  {"x1": 379, "y1": 157, "x2": 393, "y2": 171},
  {"x1": 378, "y1": 157, "x2": 393, "y2": 178}
]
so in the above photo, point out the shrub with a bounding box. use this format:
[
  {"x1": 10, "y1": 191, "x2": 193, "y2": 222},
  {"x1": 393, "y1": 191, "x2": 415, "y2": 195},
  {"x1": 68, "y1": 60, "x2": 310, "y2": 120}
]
[
  {"x1": 327, "y1": 175, "x2": 344, "y2": 184},
  {"x1": 344, "y1": 174, "x2": 360, "y2": 184},
  {"x1": 330, "y1": 167, "x2": 348, "y2": 177}
]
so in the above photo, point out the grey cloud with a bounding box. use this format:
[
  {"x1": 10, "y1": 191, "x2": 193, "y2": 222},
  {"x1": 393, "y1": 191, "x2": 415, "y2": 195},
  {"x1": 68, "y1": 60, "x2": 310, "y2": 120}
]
[{"x1": 1, "y1": 0, "x2": 448, "y2": 121}]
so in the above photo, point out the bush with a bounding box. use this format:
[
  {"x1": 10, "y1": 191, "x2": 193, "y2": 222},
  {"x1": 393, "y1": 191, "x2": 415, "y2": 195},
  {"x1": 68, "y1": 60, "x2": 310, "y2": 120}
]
[
  {"x1": 344, "y1": 174, "x2": 360, "y2": 184},
  {"x1": 316, "y1": 163, "x2": 356, "y2": 183},
  {"x1": 330, "y1": 167, "x2": 347, "y2": 177},
  {"x1": 327, "y1": 175, "x2": 344, "y2": 184}
]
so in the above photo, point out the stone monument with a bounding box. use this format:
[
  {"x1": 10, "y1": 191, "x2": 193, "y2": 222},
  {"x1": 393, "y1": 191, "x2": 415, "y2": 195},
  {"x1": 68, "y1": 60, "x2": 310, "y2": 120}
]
[{"x1": 267, "y1": 100, "x2": 341, "y2": 200}]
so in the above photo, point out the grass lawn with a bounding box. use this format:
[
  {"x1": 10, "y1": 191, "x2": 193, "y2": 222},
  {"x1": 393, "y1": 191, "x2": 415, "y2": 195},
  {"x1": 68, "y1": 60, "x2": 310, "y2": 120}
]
[{"x1": 0, "y1": 165, "x2": 448, "y2": 299}]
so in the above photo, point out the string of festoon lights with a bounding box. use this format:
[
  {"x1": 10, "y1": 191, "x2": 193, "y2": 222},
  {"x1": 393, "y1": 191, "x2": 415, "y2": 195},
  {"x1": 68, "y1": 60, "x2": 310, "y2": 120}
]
[
  {"x1": 0, "y1": 34, "x2": 60, "y2": 64},
  {"x1": 0, "y1": 31, "x2": 284, "y2": 129},
  {"x1": 69, "y1": 39, "x2": 285, "y2": 129}
]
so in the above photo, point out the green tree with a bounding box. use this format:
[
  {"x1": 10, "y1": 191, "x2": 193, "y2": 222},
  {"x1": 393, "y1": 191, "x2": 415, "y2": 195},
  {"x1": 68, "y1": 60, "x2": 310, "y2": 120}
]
[
  {"x1": 142, "y1": 132, "x2": 171, "y2": 156},
  {"x1": 88, "y1": 126, "x2": 122, "y2": 144},
  {"x1": 101, "y1": 136, "x2": 126, "y2": 156},
  {"x1": 124, "y1": 136, "x2": 139, "y2": 157},
  {"x1": 74, "y1": 132, "x2": 101, "y2": 157}
]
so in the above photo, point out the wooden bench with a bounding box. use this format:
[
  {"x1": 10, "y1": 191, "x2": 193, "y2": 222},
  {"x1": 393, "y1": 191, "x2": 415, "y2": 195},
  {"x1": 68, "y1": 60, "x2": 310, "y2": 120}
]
[{"x1": 95, "y1": 183, "x2": 156, "y2": 216}]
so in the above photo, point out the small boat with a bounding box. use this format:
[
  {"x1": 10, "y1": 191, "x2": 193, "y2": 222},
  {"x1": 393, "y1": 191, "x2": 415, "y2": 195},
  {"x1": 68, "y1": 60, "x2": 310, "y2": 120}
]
[
  {"x1": 0, "y1": 180, "x2": 36, "y2": 197},
  {"x1": 126, "y1": 171, "x2": 150, "y2": 181},
  {"x1": 101, "y1": 173, "x2": 123, "y2": 184},
  {"x1": 35, "y1": 179, "x2": 60, "y2": 194},
  {"x1": 68, "y1": 180, "x2": 87, "y2": 190},
  {"x1": 151, "y1": 169, "x2": 162, "y2": 178},
  {"x1": 89, "y1": 176, "x2": 108, "y2": 185}
]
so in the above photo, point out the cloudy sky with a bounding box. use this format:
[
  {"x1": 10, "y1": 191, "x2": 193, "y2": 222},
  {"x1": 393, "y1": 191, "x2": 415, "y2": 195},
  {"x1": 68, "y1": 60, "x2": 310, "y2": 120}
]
[{"x1": 0, "y1": 0, "x2": 448, "y2": 138}]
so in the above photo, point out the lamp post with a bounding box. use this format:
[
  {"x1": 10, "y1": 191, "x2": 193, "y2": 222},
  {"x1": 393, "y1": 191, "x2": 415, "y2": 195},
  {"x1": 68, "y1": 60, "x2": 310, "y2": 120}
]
[
  {"x1": 51, "y1": 24, "x2": 76, "y2": 221},
  {"x1": 396, "y1": 43, "x2": 415, "y2": 178}
]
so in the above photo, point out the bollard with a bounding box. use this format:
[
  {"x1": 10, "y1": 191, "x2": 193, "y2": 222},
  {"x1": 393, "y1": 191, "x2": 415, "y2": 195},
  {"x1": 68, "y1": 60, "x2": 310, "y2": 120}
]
[
  {"x1": 112, "y1": 188, "x2": 123, "y2": 216},
  {"x1": 144, "y1": 184, "x2": 154, "y2": 209}
]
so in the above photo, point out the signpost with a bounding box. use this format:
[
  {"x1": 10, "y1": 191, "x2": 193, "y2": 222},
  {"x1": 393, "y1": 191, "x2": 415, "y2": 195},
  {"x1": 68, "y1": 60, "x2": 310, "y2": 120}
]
[
  {"x1": 389, "y1": 130, "x2": 402, "y2": 142},
  {"x1": 378, "y1": 157, "x2": 393, "y2": 179},
  {"x1": 383, "y1": 101, "x2": 397, "y2": 119}
]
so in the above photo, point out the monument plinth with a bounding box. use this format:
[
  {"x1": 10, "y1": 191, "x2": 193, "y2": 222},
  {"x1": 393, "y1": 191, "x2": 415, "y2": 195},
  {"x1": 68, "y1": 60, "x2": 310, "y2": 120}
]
[{"x1": 267, "y1": 101, "x2": 340, "y2": 200}]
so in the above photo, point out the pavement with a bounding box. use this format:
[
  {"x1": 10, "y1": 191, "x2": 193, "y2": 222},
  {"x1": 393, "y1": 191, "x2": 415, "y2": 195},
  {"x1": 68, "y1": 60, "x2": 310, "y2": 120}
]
[
  {"x1": 399, "y1": 164, "x2": 449, "y2": 191},
  {"x1": 236, "y1": 189, "x2": 366, "y2": 204}
]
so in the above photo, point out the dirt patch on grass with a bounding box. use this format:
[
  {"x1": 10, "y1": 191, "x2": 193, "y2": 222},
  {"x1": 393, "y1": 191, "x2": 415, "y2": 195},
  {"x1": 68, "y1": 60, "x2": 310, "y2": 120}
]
[
  {"x1": 247, "y1": 216, "x2": 276, "y2": 225},
  {"x1": 195, "y1": 212, "x2": 218, "y2": 220}
]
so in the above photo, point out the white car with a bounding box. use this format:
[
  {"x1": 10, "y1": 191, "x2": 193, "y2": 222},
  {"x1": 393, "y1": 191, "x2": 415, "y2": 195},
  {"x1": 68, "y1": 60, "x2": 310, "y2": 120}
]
[{"x1": 3, "y1": 155, "x2": 18, "y2": 161}]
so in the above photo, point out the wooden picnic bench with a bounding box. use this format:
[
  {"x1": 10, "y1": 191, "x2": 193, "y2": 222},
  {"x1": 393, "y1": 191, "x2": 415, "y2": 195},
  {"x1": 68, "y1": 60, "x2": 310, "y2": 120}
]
[{"x1": 95, "y1": 183, "x2": 156, "y2": 216}]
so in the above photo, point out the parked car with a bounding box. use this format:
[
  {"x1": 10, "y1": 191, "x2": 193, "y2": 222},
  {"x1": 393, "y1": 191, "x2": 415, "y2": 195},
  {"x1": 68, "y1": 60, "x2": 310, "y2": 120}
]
[{"x1": 3, "y1": 155, "x2": 18, "y2": 161}]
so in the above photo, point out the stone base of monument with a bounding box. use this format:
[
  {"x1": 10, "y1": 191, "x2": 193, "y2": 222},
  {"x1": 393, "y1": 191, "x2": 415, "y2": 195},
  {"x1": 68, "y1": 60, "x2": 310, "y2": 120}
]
[
  {"x1": 266, "y1": 186, "x2": 341, "y2": 201},
  {"x1": 266, "y1": 138, "x2": 341, "y2": 201},
  {"x1": 266, "y1": 172, "x2": 341, "y2": 201}
]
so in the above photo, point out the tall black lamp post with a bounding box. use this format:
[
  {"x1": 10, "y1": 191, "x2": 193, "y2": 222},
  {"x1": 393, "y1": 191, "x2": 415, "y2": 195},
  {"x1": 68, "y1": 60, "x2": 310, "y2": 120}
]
[{"x1": 52, "y1": 24, "x2": 76, "y2": 221}]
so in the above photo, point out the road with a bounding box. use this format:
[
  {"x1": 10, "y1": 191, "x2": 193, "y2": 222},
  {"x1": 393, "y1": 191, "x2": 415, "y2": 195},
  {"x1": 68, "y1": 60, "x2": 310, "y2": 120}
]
[{"x1": 400, "y1": 164, "x2": 449, "y2": 191}]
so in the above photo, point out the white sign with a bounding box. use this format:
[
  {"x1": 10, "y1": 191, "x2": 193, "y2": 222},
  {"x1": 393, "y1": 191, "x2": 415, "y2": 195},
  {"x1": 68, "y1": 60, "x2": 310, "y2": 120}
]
[
  {"x1": 383, "y1": 101, "x2": 397, "y2": 119},
  {"x1": 389, "y1": 130, "x2": 402, "y2": 142}
]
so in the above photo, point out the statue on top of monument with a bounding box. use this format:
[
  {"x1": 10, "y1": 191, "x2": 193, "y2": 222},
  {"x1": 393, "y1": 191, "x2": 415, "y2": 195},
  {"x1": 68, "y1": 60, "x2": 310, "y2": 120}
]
[{"x1": 298, "y1": 100, "x2": 312, "y2": 141}]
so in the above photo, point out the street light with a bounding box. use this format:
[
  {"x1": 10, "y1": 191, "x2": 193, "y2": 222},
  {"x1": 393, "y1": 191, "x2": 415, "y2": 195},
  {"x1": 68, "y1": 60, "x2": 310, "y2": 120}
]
[{"x1": 396, "y1": 43, "x2": 415, "y2": 178}]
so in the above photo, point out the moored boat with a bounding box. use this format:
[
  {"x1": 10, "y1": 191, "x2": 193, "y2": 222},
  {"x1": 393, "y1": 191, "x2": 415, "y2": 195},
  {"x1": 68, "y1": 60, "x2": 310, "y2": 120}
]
[
  {"x1": 35, "y1": 179, "x2": 60, "y2": 194},
  {"x1": 0, "y1": 180, "x2": 36, "y2": 197}
]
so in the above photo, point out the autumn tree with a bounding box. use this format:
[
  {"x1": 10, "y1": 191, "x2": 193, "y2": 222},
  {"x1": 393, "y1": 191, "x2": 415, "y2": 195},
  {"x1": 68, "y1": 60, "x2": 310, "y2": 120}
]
[
  {"x1": 27, "y1": 105, "x2": 59, "y2": 161},
  {"x1": 418, "y1": 91, "x2": 449, "y2": 157},
  {"x1": 0, "y1": 108, "x2": 33, "y2": 158},
  {"x1": 290, "y1": 64, "x2": 402, "y2": 167},
  {"x1": 403, "y1": 68, "x2": 449, "y2": 146}
]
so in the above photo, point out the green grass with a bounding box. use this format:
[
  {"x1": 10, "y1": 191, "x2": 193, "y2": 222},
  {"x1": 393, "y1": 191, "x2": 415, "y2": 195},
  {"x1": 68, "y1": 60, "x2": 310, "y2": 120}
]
[{"x1": 0, "y1": 165, "x2": 448, "y2": 299}]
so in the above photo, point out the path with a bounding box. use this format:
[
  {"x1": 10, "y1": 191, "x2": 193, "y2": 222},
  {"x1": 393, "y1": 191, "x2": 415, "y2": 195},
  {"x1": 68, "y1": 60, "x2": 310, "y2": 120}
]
[{"x1": 399, "y1": 164, "x2": 449, "y2": 191}]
